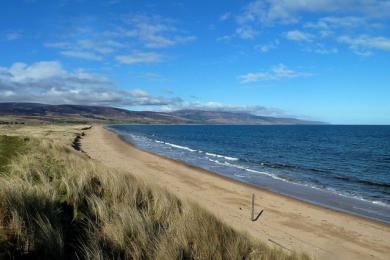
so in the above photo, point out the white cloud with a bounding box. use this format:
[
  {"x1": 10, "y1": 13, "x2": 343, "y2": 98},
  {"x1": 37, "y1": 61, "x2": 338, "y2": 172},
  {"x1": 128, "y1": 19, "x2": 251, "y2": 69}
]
[
  {"x1": 115, "y1": 52, "x2": 163, "y2": 65},
  {"x1": 129, "y1": 72, "x2": 167, "y2": 81},
  {"x1": 239, "y1": 64, "x2": 311, "y2": 83},
  {"x1": 236, "y1": 0, "x2": 265, "y2": 24},
  {"x1": 0, "y1": 61, "x2": 290, "y2": 117},
  {"x1": 0, "y1": 61, "x2": 174, "y2": 106},
  {"x1": 46, "y1": 39, "x2": 127, "y2": 55},
  {"x1": 238, "y1": 0, "x2": 390, "y2": 25},
  {"x1": 319, "y1": 30, "x2": 333, "y2": 38},
  {"x1": 219, "y1": 12, "x2": 231, "y2": 21},
  {"x1": 255, "y1": 40, "x2": 279, "y2": 53},
  {"x1": 162, "y1": 101, "x2": 286, "y2": 117},
  {"x1": 338, "y1": 35, "x2": 390, "y2": 54},
  {"x1": 130, "y1": 88, "x2": 149, "y2": 98},
  {"x1": 77, "y1": 39, "x2": 117, "y2": 54},
  {"x1": 5, "y1": 61, "x2": 66, "y2": 83},
  {"x1": 120, "y1": 14, "x2": 196, "y2": 48},
  {"x1": 45, "y1": 39, "x2": 125, "y2": 61},
  {"x1": 60, "y1": 50, "x2": 103, "y2": 61},
  {"x1": 282, "y1": 14, "x2": 389, "y2": 55},
  {"x1": 226, "y1": 0, "x2": 390, "y2": 42},
  {"x1": 308, "y1": 46, "x2": 338, "y2": 55},
  {"x1": 285, "y1": 30, "x2": 314, "y2": 42},
  {"x1": 304, "y1": 16, "x2": 368, "y2": 30},
  {"x1": 235, "y1": 26, "x2": 257, "y2": 39},
  {"x1": 216, "y1": 34, "x2": 234, "y2": 42},
  {"x1": 44, "y1": 14, "x2": 195, "y2": 62}
]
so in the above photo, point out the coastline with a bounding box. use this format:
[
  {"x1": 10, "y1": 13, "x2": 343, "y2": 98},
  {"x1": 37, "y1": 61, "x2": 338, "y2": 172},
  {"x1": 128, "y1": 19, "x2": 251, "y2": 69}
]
[
  {"x1": 107, "y1": 125, "x2": 390, "y2": 225},
  {"x1": 82, "y1": 125, "x2": 390, "y2": 260}
]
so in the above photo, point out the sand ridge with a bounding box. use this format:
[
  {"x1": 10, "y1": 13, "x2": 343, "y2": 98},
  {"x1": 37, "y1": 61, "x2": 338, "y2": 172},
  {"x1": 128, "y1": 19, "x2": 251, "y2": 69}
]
[{"x1": 82, "y1": 125, "x2": 390, "y2": 260}]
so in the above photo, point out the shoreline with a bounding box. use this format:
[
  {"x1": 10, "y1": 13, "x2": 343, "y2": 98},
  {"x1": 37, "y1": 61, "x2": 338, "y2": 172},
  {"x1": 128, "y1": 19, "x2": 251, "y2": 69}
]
[
  {"x1": 82, "y1": 125, "x2": 390, "y2": 259},
  {"x1": 107, "y1": 125, "x2": 390, "y2": 225},
  {"x1": 113, "y1": 127, "x2": 390, "y2": 225}
]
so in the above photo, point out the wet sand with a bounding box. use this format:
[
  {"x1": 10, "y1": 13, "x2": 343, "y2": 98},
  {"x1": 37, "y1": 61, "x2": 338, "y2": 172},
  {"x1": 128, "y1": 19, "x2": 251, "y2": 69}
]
[{"x1": 82, "y1": 125, "x2": 390, "y2": 260}]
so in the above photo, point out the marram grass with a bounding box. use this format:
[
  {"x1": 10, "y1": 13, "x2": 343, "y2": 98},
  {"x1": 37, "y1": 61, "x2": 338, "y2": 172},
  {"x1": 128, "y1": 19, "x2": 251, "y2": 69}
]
[{"x1": 0, "y1": 134, "x2": 310, "y2": 260}]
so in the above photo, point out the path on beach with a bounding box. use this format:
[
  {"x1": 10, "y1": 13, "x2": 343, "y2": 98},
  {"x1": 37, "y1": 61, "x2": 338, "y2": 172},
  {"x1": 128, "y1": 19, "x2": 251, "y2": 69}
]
[{"x1": 82, "y1": 126, "x2": 390, "y2": 260}]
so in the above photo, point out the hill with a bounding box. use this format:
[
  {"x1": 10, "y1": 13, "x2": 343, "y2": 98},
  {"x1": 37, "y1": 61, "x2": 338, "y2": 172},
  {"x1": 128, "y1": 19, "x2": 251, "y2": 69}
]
[
  {"x1": 171, "y1": 109, "x2": 322, "y2": 124},
  {"x1": 0, "y1": 102, "x2": 324, "y2": 125}
]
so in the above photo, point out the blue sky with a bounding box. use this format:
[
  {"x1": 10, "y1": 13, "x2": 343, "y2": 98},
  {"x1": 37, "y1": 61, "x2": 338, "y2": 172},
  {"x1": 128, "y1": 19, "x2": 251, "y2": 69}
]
[{"x1": 0, "y1": 0, "x2": 390, "y2": 124}]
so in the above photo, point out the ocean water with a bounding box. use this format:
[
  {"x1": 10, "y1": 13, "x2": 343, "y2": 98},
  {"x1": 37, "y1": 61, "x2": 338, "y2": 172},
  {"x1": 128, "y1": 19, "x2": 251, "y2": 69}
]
[{"x1": 108, "y1": 125, "x2": 390, "y2": 223}]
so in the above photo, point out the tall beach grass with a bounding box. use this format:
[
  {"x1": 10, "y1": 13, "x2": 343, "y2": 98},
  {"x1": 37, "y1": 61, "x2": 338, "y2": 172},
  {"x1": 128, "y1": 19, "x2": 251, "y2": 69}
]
[{"x1": 0, "y1": 127, "x2": 310, "y2": 259}]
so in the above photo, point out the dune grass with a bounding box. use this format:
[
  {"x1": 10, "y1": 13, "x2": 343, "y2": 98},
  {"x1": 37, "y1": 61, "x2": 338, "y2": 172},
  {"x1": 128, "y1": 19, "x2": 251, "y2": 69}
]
[
  {"x1": 0, "y1": 135, "x2": 29, "y2": 173},
  {"x1": 0, "y1": 127, "x2": 310, "y2": 260}
]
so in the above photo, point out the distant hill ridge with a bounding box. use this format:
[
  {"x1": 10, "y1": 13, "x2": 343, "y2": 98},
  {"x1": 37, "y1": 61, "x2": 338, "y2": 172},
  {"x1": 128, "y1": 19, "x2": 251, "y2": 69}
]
[{"x1": 0, "y1": 102, "x2": 325, "y2": 125}]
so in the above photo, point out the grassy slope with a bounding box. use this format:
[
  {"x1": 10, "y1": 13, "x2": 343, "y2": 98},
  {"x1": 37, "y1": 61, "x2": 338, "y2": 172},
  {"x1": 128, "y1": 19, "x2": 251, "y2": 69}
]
[
  {"x1": 0, "y1": 125, "x2": 310, "y2": 260},
  {"x1": 0, "y1": 136, "x2": 28, "y2": 173}
]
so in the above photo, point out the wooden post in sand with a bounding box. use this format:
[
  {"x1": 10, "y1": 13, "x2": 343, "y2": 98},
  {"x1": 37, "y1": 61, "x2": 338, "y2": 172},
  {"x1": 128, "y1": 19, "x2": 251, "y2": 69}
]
[{"x1": 251, "y1": 194, "x2": 264, "y2": 221}]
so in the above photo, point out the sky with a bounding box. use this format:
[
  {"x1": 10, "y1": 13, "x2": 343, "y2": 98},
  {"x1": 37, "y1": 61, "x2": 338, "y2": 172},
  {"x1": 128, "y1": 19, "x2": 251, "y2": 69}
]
[{"x1": 0, "y1": 0, "x2": 390, "y2": 124}]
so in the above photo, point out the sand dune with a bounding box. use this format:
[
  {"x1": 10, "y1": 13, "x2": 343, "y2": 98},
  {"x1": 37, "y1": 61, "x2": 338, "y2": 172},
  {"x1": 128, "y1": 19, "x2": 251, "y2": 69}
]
[{"x1": 82, "y1": 125, "x2": 390, "y2": 260}]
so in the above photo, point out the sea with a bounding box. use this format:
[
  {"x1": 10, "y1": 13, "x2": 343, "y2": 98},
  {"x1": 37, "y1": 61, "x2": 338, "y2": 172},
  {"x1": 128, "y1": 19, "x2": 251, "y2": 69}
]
[{"x1": 108, "y1": 125, "x2": 390, "y2": 224}]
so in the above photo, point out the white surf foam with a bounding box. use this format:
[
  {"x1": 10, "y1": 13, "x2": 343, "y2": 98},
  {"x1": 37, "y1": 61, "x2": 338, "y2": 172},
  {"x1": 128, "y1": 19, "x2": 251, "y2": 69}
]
[
  {"x1": 154, "y1": 139, "x2": 239, "y2": 161},
  {"x1": 124, "y1": 132, "x2": 390, "y2": 209},
  {"x1": 163, "y1": 142, "x2": 197, "y2": 152},
  {"x1": 207, "y1": 158, "x2": 290, "y2": 183},
  {"x1": 153, "y1": 139, "x2": 198, "y2": 152},
  {"x1": 205, "y1": 152, "x2": 239, "y2": 161}
]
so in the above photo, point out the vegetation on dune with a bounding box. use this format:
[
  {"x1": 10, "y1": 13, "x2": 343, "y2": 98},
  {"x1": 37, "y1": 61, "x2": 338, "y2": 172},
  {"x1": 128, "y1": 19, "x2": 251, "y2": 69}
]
[
  {"x1": 0, "y1": 129, "x2": 310, "y2": 260},
  {"x1": 0, "y1": 136, "x2": 29, "y2": 173}
]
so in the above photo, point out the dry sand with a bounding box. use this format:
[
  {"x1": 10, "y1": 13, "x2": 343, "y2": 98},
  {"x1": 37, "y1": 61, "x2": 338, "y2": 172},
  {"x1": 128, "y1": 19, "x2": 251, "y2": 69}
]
[{"x1": 82, "y1": 125, "x2": 390, "y2": 260}]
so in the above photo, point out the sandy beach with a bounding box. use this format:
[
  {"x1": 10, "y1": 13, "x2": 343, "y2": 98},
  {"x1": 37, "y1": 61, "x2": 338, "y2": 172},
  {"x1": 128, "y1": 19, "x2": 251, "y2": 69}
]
[{"x1": 82, "y1": 125, "x2": 390, "y2": 260}]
